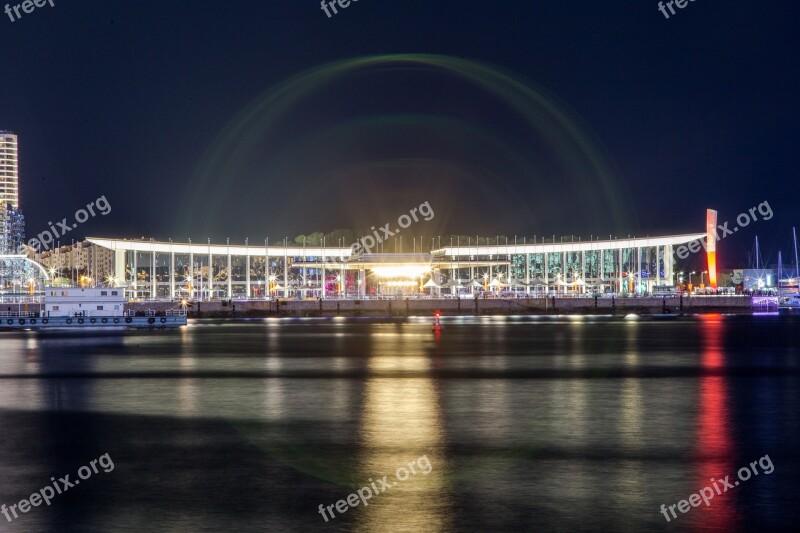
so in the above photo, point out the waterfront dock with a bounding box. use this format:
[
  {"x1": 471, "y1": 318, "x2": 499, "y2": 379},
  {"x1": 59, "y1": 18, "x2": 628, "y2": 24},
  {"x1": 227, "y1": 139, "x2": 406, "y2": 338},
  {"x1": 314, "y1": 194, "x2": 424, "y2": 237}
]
[{"x1": 128, "y1": 295, "x2": 758, "y2": 318}]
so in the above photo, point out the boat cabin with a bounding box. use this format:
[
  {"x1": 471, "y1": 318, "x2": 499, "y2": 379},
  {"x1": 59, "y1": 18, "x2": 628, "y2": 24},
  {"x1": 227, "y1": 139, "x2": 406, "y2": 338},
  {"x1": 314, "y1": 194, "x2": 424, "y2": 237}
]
[{"x1": 43, "y1": 287, "x2": 126, "y2": 318}]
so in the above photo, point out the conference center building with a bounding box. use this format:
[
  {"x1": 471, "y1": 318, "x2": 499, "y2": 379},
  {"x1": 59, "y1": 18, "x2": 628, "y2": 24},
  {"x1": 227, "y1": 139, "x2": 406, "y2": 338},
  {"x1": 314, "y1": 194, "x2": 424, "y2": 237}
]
[{"x1": 76, "y1": 230, "x2": 707, "y2": 300}]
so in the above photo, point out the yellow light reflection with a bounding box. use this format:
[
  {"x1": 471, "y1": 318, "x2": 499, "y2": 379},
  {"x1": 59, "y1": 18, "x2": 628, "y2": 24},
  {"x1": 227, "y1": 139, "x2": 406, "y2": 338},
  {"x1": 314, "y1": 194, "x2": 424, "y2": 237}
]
[
  {"x1": 354, "y1": 331, "x2": 452, "y2": 532},
  {"x1": 178, "y1": 324, "x2": 198, "y2": 416}
]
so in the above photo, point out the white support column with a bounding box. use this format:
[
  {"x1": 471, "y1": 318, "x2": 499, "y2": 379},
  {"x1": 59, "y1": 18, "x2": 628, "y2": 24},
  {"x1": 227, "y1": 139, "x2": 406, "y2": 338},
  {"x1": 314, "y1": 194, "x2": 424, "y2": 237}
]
[
  {"x1": 469, "y1": 266, "x2": 474, "y2": 294},
  {"x1": 656, "y1": 247, "x2": 661, "y2": 288},
  {"x1": 525, "y1": 253, "x2": 530, "y2": 286},
  {"x1": 340, "y1": 262, "x2": 345, "y2": 297},
  {"x1": 581, "y1": 250, "x2": 586, "y2": 294},
  {"x1": 246, "y1": 253, "x2": 251, "y2": 299},
  {"x1": 132, "y1": 247, "x2": 137, "y2": 298},
  {"x1": 321, "y1": 244, "x2": 326, "y2": 299},
  {"x1": 599, "y1": 249, "x2": 603, "y2": 291},
  {"x1": 637, "y1": 247, "x2": 642, "y2": 295},
  {"x1": 170, "y1": 251, "x2": 175, "y2": 299},
  {"x1": 189, "y1": 252, "x2": 194, "y2": 299},
  {"x1": 283, "y1": 245, "x2": 289, "y2": 298},
  {"x1": 665, "y1": 245, "x2": 674, "y2": 285},
  {"x1": 544, "y1": 252, "x2": 549, "y2": 294},
  {"x1": 302, "y1": 246, "x2": 307, "y2": 294},
  {"x1": 114, "y1": 250, "x2": 125, "y2": 288},
  {"x1": 151, "y1": 250, "x2": 156, "y2": 300},
  {"x1": 208, "y1": 247, "x2": 213, "y2": 300},
  {"x1": 618, "y1": 248, "x2": 623, "y2": 294},
  {"x1": 265, "y1": 242, "x2": 269, "y2": 300},
  {"x1": 227, "y1": 254, "x2": 232, "y2": 299}
]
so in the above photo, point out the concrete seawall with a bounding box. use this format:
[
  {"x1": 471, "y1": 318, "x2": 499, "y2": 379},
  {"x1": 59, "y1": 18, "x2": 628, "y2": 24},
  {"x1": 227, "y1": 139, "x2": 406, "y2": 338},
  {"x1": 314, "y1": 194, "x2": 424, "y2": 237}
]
[{"x1": 130, "y1": 296, "x2": 756, "y2": 318}]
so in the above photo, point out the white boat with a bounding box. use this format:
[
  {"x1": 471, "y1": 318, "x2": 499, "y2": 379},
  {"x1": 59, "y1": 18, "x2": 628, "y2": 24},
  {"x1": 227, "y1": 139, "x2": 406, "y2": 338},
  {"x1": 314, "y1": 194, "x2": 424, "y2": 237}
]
[
  {"x1": 778, "y1": 228, "x2": 800, "y2": 314},
  {"x1": 0, "y1": 286, "x2": 186, "y2": 330},
  {"x1": 778, "y1": 293, "x2": 800, "y2": 314}
]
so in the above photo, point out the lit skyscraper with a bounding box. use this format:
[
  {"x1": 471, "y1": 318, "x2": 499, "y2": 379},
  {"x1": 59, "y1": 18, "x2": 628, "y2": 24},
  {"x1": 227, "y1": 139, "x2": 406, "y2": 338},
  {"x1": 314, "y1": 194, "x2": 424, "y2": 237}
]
[
  {"x1": 0, "y1": 131, "x2": 20, "y2": 210},
  {"x1": 0, "y1": 131, "x2": 25, "y2": 254}
]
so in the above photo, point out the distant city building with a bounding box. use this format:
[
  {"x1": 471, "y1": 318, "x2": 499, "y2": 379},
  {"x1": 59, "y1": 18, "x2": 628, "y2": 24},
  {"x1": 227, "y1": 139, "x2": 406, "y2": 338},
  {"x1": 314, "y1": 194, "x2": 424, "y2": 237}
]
[
  {"x1": 4, "y1": 206, "x2": 25, "y2": 254},
  {"x1": 732, "y1": 268, "x2": 777, "y2": 291},
  {"x1": 35, "y1": 241, "x2": 116, "y2": 284},
  {"x1": 0, "y1": 131, "x2": 29, "y2": 291}
]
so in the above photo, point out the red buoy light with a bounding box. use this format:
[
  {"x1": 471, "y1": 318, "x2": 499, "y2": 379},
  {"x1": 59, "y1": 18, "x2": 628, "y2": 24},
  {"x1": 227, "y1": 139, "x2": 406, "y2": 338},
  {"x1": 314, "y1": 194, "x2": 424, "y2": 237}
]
[{"x1": 433, "y1": 311, "x2": 443, "y2": 332}]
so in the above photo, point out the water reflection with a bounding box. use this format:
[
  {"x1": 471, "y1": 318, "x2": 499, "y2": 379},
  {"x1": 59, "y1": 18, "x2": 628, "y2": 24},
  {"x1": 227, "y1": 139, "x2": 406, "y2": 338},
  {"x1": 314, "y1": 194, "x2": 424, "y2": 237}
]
[
  {"x1": 0, "y1": 316, "x2": 797, "y2": 530},
  {"x1": 355, "y1": 328, "x2": 452, "y2": 532},
  {"x1": 692, "y1": 315, "x2": 737, "y2": 529},
  {"x1": 178, "y1": 326, "x2": 199, "y2": 416}
]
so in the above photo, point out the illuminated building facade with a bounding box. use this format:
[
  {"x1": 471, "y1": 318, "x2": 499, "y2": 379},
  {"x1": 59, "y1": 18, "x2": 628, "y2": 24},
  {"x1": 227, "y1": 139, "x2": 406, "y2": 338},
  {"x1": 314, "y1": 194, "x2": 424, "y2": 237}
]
[{"x1": 85, "y1": 232, "x2": 705, "y2": 300}]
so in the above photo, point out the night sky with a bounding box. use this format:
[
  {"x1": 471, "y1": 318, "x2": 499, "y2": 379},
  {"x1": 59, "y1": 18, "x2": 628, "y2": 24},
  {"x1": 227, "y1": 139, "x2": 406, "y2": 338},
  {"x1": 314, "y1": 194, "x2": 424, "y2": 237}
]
[{"x1": 2, "y1": 0, "x2": 798, "y2": 267}]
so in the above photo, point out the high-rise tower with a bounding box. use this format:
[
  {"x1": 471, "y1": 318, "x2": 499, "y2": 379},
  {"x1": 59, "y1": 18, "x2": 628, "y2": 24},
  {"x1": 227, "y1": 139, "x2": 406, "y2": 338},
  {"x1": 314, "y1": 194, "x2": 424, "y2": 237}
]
[{"x1": 0, "y1": 131, "x2": 25, "y2": 254}]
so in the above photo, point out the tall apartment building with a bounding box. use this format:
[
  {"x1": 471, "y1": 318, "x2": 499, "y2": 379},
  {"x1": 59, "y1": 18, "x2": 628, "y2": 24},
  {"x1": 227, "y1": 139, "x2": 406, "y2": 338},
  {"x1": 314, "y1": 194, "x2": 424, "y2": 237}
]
[{"x1": 0, "y1": 131, "x2": 25, "y2": 254}]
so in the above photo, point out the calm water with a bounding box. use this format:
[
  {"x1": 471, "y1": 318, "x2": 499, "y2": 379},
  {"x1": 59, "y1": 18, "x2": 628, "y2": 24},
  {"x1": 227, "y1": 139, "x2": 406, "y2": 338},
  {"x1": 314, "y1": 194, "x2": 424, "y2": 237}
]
[{"x1": 0, "y1": 315, "x2": 799, "y2": 532}]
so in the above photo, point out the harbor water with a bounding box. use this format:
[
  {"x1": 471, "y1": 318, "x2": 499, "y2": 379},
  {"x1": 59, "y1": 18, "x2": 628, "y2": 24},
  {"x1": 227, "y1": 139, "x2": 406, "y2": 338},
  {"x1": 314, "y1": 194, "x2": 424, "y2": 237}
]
[{"x1": 0, "y1": 314, "x2": 798, "y2": 532}]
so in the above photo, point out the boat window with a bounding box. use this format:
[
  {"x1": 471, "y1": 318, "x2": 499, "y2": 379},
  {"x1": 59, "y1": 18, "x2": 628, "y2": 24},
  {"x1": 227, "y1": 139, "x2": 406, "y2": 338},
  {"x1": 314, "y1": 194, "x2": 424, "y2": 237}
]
[
  {"x1": 101, "y1": 291, "x2": 108, "y2": 296},
  {"x1": 97, "y1": 306, "x2": 104, "y2": 310}
]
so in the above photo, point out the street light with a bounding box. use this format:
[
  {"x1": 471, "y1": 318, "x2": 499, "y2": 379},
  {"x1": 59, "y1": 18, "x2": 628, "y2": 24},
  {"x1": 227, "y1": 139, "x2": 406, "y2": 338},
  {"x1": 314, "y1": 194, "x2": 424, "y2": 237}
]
[
  {"x1": 689, "y1": 271, "x2": 697, "y2": 286},
  {"x1": 701, "y1": 270, "x2": 708, "y2": 286}
]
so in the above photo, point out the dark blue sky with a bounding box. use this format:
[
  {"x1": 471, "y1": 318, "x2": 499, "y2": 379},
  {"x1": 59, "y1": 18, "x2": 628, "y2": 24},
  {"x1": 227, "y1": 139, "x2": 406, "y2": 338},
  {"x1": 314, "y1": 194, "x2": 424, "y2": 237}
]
[{"x1": 1, "y1": 0, "x2": 798, "y2": 266}]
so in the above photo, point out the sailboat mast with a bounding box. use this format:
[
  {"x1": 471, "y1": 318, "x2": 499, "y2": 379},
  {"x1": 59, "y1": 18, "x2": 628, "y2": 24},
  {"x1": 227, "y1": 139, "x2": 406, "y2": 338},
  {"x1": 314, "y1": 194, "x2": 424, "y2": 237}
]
[
  {"x1": 755, "y1": 236, "x2": 760, "y2": 270},
  {"x1": 794, "y1": 227, "x2": 799, "y2": 279}
]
